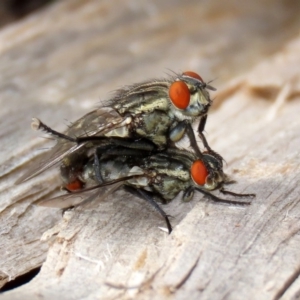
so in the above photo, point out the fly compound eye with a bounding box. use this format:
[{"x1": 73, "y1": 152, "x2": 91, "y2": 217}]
[
  {"x1": 183, "y1": 71, "x2": 203, "y2": 82},
  {"x1": 169, "y1": 81, "x2": 190, "y2": 109},
  {"x1": 191, "y1": 160, "x2": 208, "y2": 186}
]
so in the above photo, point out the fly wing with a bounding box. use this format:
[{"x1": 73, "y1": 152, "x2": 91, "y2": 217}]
[
  {"x1": 37, "y1": 188, "x2": 98, "y2": 209},
  {"x1": 37, "y1": 171, "x2": 146, "y2": 209},
  {"x1": 64, "y1": 106, "x2": 125, "y2": 137},
  {"x1": 37, "y1": 171, "x2": 144, "y2": 208},
  {"x1": 17, "y1": 107, "x2": 128, "y2": 183},
  {"x1": 16, "y1": 142, "x2": 86, "y2": 184},
  {"x1": 37, "y1": 184, "x2": 122, "y2": 209}
]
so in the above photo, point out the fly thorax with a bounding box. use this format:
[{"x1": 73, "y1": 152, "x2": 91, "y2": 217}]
[
  {"x1": 114, "y1": 92, "x2": 169, "y2": 115},
  {"x1": 157, "y1": 166, "x2": 190, "y2": 182},
  {"x1": 153, "y1": 175, "x2": 188, "y2": 202},
  {"x1": 127, "y1": 96, "x2": 169, "y2": 114},
  {"x1": 131, "y1": 111, "x2": 172, "y2": 148}
]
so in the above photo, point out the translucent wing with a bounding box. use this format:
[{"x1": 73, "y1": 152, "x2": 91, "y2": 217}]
[
  {"x1": 37, "y1": 182, "x2": 123, "y2": 209},
  {"x1": 17, "y1": 107, "x2": 129, "y2": 183},
  {"x1": 37, "y1": 188, "x2": 100, "y2": 209},
  {"x1": 37, "y1": 172, "x2": 146, "y2": 209}
]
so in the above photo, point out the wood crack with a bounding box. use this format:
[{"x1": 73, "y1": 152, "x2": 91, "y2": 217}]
[
  {"x1": 169, "y1": 255, "x2": 201, "y2": 292},
  {"x1": 274, "y1": 266, "x2": 300, "y2": 300}
]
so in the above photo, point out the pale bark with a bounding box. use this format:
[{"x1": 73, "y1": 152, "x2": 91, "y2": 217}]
[{"x1": 1, "y1": 0, "x2": 300, "y2": 299}]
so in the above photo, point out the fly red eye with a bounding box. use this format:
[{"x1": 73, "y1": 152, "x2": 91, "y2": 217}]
[
  {"x1": 169, "y1": 81, "x2": 190, "y2": 109},
  {"x1": 183, "y1": 71, "x2": 203, "y2": 82},
  {"x1": 65, "y1": 179, "x2": 84, "y2": 191},
  {"x1": 191, "y1": 160, "x2": 208, "y2": 186}
]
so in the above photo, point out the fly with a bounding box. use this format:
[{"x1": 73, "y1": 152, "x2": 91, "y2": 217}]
[
  {"x1": 17, "y1": 71, "x2": 217, "y2": 186},
  {"x1": 38, "y1": 144, "x2": 255, "y2": 233}
]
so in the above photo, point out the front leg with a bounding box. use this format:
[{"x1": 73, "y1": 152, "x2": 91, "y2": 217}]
[
  {"x1": 123, "y1": 185, "x2": 173, "y2": 234},
  {"x1": 169, "y1": 120, "x2": 203, "y2": 159},
  {"x1": 197, "y1": 115, "x2": 224, "y2": 163},
  {"x1": 198, "y1": 115, "x2": 214, "y2": 152},
  {"x1": 219, "y1": 187, "x2": 256, "y2": 198}
]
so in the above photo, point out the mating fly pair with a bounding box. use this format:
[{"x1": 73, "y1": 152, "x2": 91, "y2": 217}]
[{"x1": 18, "y1": 71, "x2": 255, "y2": 233}]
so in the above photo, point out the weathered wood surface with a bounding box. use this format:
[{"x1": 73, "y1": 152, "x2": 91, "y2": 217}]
[{"x1": 0, "y1": 0, "x2": 300, "y2": 299}]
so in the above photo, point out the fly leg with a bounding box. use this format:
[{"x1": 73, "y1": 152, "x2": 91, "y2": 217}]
[
  {"x1": 197, "y1": 115, "x2": 224, "y2": 163},
  {"x1": 195, "y1": 187, "x2": 253, "y2": 205},
  {"x1": 169, "y1": 120, "x2": 203, "y2": 159},
  {"x1": 219, "y1": 188, "x2": 256, "y2": 198},
  {"x1": 184, "y1": 122, "x2": 204, "y2": 159},
  {"x1": 32, "y1": 118, "x2": 156, "y2": 151},
  {"x1": 123, "y1": 186, "x2": 173, "y2": 234},
  {"x1": 31, "y1": 118, "x2": 77, "y2": 142},
  {"x1": 32, "y1": 117, "x2": 107, "y2": 143},
  {"x1": 197, "y1": 115, "x2": 207, "y2": 142},
  {"x1": 182, "y1": 186, "x2": 194, "y2": 202},
  {"x1": 33, "y1": 117, "x2": 156, "y2": 155}
]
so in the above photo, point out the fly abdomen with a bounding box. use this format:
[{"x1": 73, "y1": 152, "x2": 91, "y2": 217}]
[
  {"x1": 60, "y1": 150, "x2": 89, "y2": 191},
  {"x1": 152, "y1": 175, "x2": 189, "y2": 203}
]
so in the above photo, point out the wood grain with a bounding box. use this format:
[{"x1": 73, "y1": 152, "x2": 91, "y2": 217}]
[{"x1": 0, "y1": 0, "x2": 300, "y2": 298}]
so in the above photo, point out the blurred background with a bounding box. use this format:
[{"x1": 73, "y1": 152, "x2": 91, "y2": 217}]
[{"x1": 1, "y1": 0, "x2": 299, "y2": 106}]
